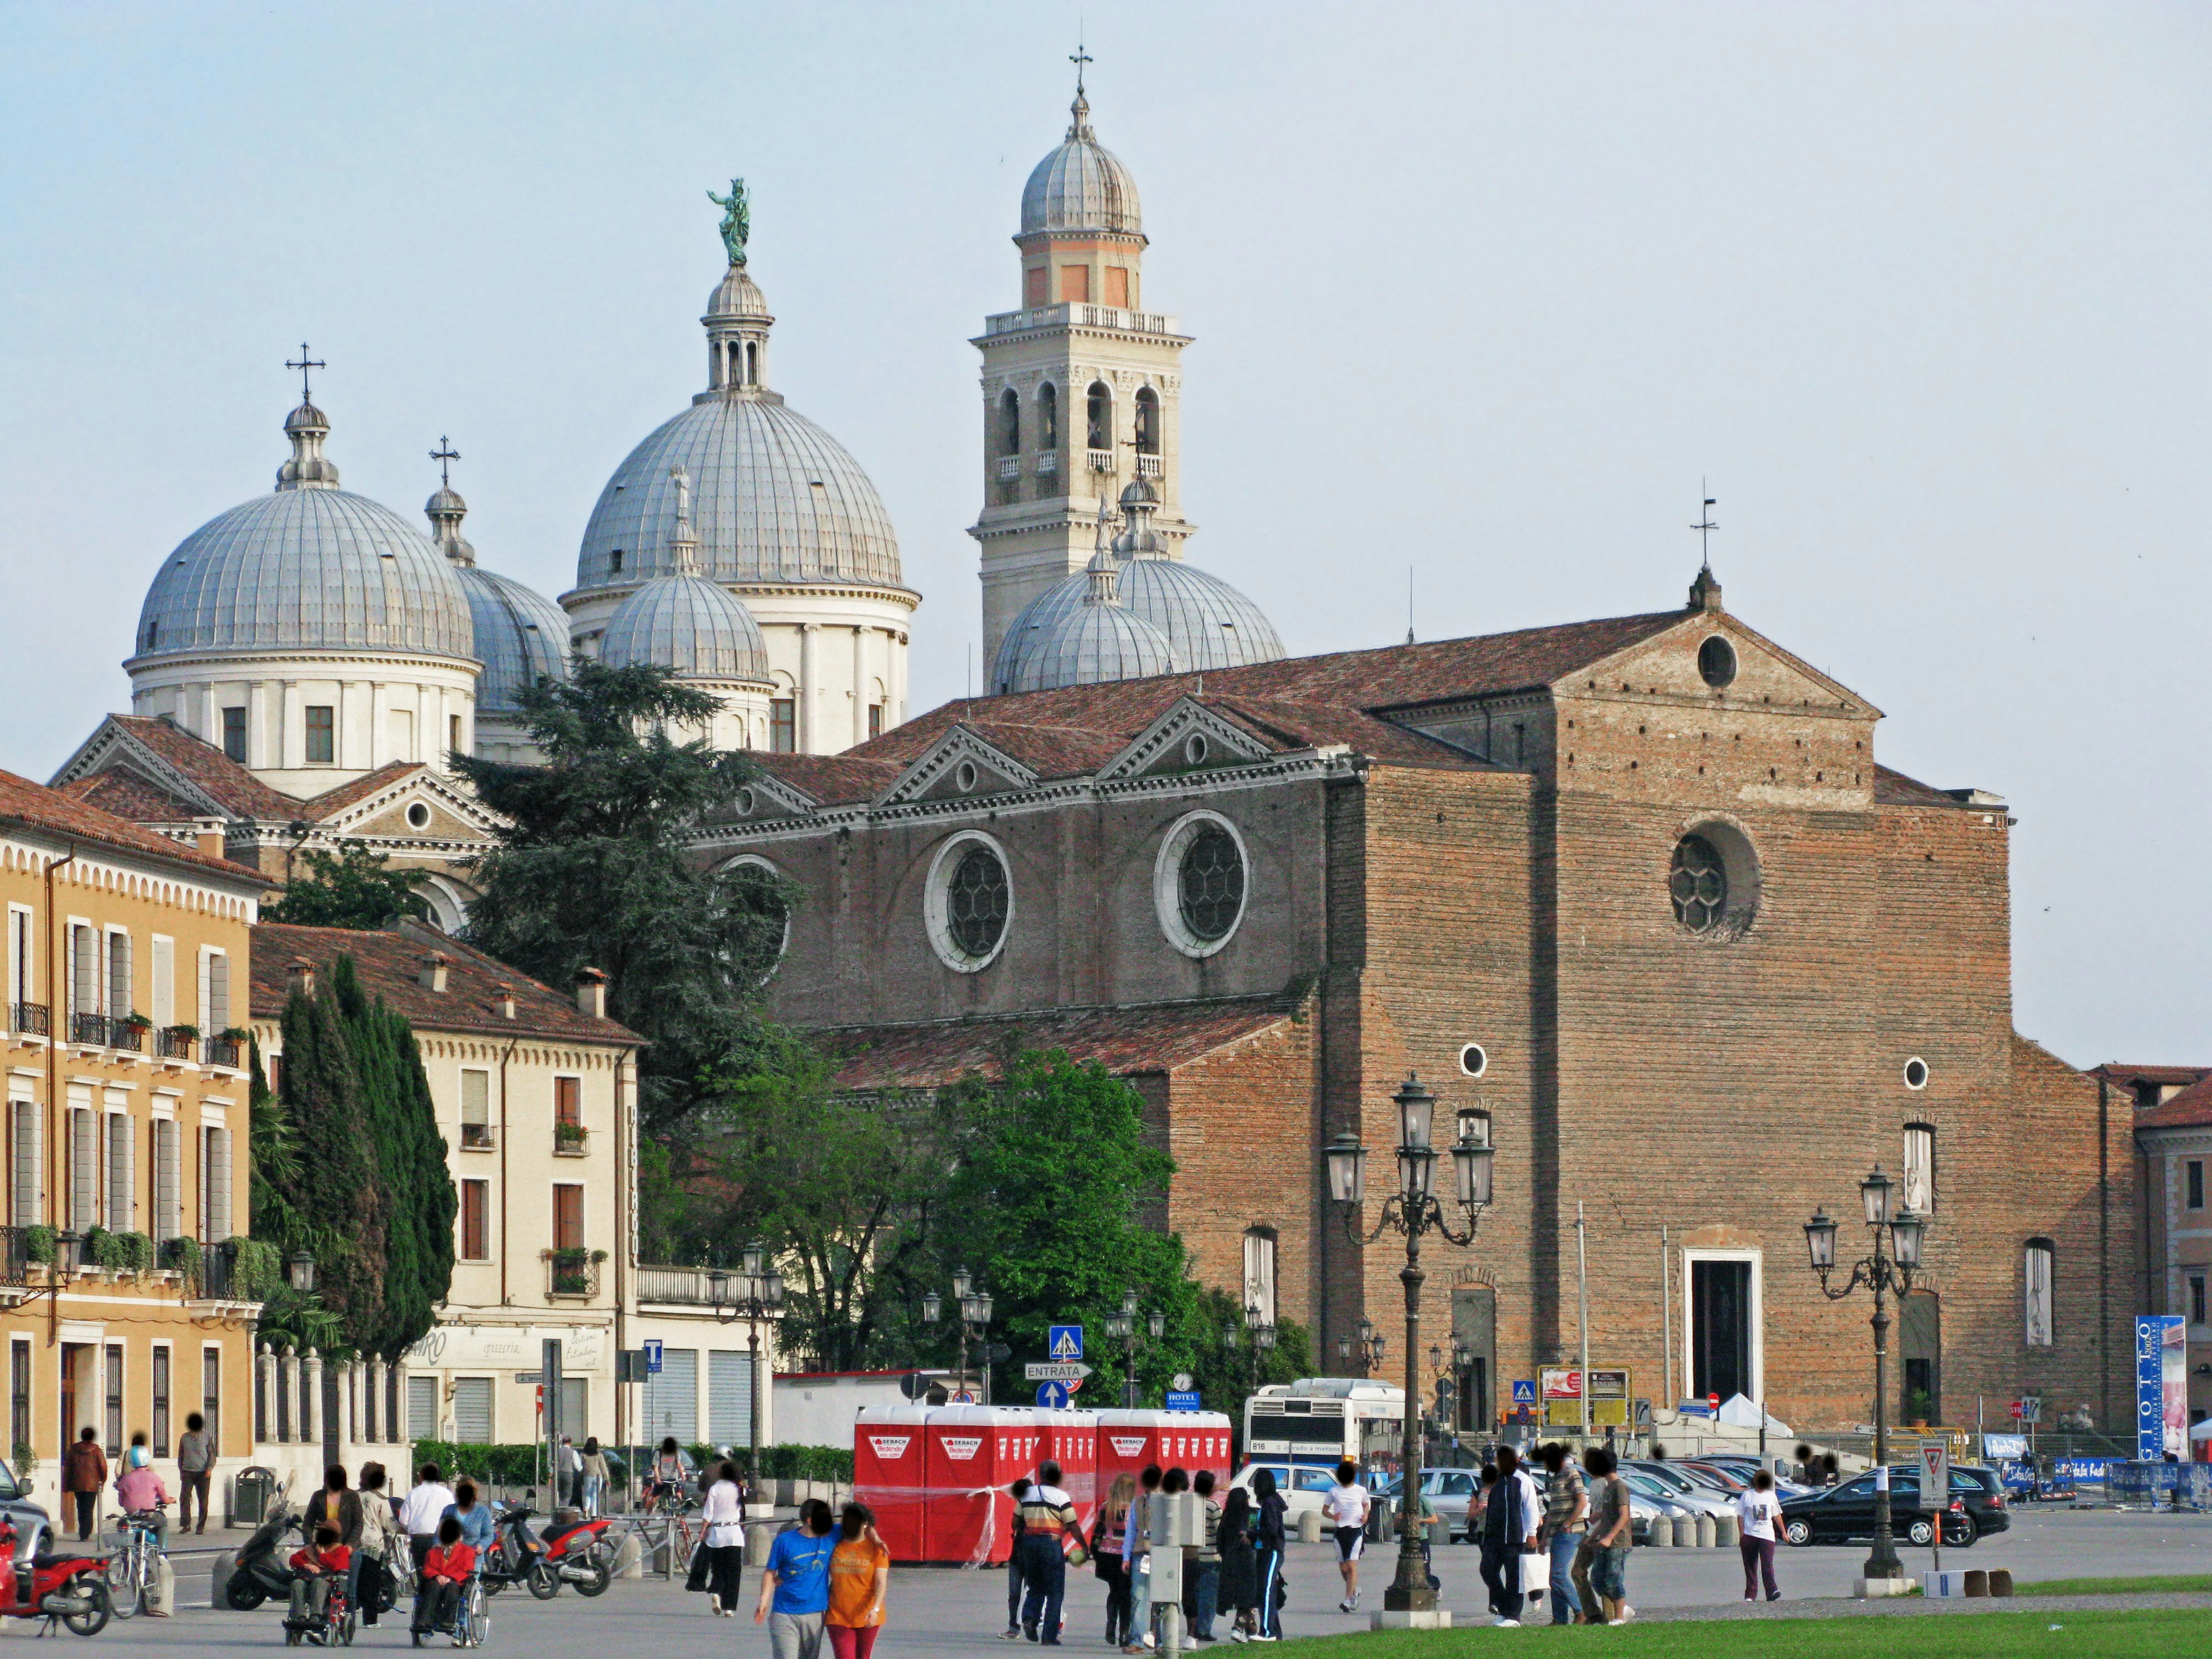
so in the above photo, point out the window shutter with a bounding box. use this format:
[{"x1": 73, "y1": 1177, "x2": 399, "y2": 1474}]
[
  {"x1": 407, "y1": 1375, "x2": 438, "y2": 1441},
  {"x1": 197, "y1": 950, "x2": 211, "y2": 1032},
  {"x1": 641, "y1": 1349, "x2": 698, "y2": 1444},
  {"x1": 107, "y1": 1112, "x2": 132, "y2": 1232},
  {"x1": 150, "y1": 938, "x2": 173, "y2": 1029},
  {"x1": 153, "y1": 1119, "x2": 180, "y2": 1244},
  {"x1": 204, "y1": 1127, "x2": 231, "y2": 1243},
  {"x1": 70, "y1": 1108, "x2": 97, "y2": 1233},
  {"x1": 108, "y1": 934, "x2": 131, "y2": 1021},
  {"x1": 7, "y1": 1099, "x2": 38, "y2": 1228},
  {"x1": 450, "y1": 1377, "x2": 493, "y2": 1445},
  {"x1": 208, "y1": 953, "x2": 229, "y2": 1032}
]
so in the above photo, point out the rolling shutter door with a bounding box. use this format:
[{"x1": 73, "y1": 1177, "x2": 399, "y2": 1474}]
[
  {"x1": 641, "y1": 1348, "x2": 697, "y2": 1445},
  {"x1": 451, "y1": 1377, "x2": 493, "y2": 1445},
  {"x1": 408, "y1": 1376, "x2": 439, "y2": 1441},
  {"x1": 707, "y1": 1351, "x2": 753, "y2": 1448}
]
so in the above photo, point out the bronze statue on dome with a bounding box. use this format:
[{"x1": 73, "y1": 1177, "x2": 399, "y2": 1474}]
[{"x1": 707, "y1": 178, "x2": 750, "y2": 267}]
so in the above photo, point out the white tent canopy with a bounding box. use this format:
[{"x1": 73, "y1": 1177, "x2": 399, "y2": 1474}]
[
  {"x1": 2188, "y1": 1418, "x2": 2212, "y2": 1442},
  {"x1": 1717, "y1": 1393, "x2": 1793, "y2": 1435}
]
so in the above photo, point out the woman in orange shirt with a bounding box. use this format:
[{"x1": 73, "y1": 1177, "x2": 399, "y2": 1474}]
[{"x1": 824, "y1": 1502, "x2": 890, "y2": 1659}]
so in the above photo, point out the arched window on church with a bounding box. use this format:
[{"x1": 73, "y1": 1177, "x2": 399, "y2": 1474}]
[
  {"x1": 1086, "y1": 382, "x2": 1112, "y2": 454},
  {"x1": 744, "y1": 342, "x2": 758, "y2": 386},
  {"x1": 1037, "y1": 383, "x2": 1058, "y2": 451},
  {"x1": 1135, "y1": 387, "x2": 1160, "y2": 456},
  {"x1": 998, "y1": 389, "x2": 1022, "y2": 457}
]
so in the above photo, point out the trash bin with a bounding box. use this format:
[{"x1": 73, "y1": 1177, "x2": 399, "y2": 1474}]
[{"x1": 234, "y1": 1466, "x2": 277, "y2": 1527}]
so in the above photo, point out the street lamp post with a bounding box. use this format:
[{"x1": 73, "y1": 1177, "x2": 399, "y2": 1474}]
[
  {"x1": 1327, "y1": 1075, "x2": 1493, "y2": 1615},
  {"x1": 1338, "y1": 1318, "x2": 1385, "y2": 1374},
  {"x1": 1103, "y1": 1288, "x2": 1165, "y2": 1407},
  {"x1": 1803, "y1": 1166, "x2": 1929, "y2": 1588},
  {"x1": 922, "y1": 1271, "x2": 994, "y2": 1401},
  {"x1": 708, "y1": 1243, "x2": 785, "y2": 1462}
]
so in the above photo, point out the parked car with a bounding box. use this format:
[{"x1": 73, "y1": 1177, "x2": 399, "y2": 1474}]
[
  {"x1": 1684, "y1": 1459, "x2": 1817, "y2": 1501},
  {"x1": 1779, "y1": 1466, "x2": 2008, "y2": 1548},
  {"x1": 1230, "y1": 1462, "x2": 1343, "y2": 1520},
  {"x1": 1370, "y1": 1468, "x2": 1484, "y2": 1541},
  {"x1": 1617, "y1": 1475, "x2": 1696, "y2": 1542},
  {"x1": 1622, "y1": 1462, "x2": 1734, "y2": 1517}
]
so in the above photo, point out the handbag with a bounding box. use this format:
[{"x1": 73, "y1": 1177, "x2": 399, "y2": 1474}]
[{"x1": 684, "y1": 1536, "x2": 711, "y2": 1592}]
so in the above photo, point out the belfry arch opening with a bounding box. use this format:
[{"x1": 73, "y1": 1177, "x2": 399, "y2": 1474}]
[
  {"x1": 1135, "y1": 387, "x2": 1160, "y2": 455},
  {"x1": 1086, "y1": 382, "x2": 1112, "y2": 452},
  {"x1": 998, "y1": 389, "x2": 1021, "y2": 457}
]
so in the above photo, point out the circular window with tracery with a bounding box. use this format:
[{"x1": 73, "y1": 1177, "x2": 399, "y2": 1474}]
[
  {"x1": 1179, "y1": 827, "x2": 1245, "y2": 943},
  {"x1": 1669, "y1": 834, "x2": 1729, "y2": 931},
  {"x1": 946, "y1": 849, "x2": 1009, "y2": 959}
]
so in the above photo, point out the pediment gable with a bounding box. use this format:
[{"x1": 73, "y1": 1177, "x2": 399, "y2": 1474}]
[
  {"x1": 1563, "y1": 612, "x2": 1880, "y2": 719},
  {"x1": 877, "y1": 726, "x2": 1040, "y2": 806},
  {"x1": 51, "y1": 718, "x2": 241, "y2": 820},
  {"x1": 312, "y1": 766, "x2": 508, "y2": 843},
  {"x1": 1096, "y1": 698, "x2": 1274, "y2": 782},
  {"x1": 717, "y1": 771, "x2": 821, "y2": 827}
]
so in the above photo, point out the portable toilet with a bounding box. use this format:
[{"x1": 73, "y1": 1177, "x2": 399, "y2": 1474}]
[
  {"x1": 853, "y1": 1403, "x2": 933, "y2": 1562},
  {"x1": 923, "y1": 1403, "x2": 1039, "y2": 1566},
  {"x1": 1095, "y1": 1407, "x2": 1234, "y2": 1499},
  {"x1": 1033, "y1": 1408, "x2": 1101, "y2": 1535}
]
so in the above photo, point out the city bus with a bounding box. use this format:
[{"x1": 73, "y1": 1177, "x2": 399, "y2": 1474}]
[{"x1": 1238, "y1": 1377, "x2": 1412, "y2": 1494}]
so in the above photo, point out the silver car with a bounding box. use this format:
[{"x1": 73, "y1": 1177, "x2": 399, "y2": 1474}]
[{"x1": 1622, "y1": 1462, "x2": 1734, "y2": 1518}]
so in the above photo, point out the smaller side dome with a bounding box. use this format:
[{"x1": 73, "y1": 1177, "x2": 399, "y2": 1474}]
[
  {"x1": 707, "y1": 264, "x2": 772, "y2": 323},
  {"x1": 1009, "y1": 599, "x2": 1175, "y2": 693},
  {"x1": 1021, "y1": 92, "x2": 1142, "y2": 237},
  {"x1": 601, "y1": 571, "x2": 771, "y2": 683},
  {"x1": 459, "y1": 566, "x2": 570, "y2": 714}
]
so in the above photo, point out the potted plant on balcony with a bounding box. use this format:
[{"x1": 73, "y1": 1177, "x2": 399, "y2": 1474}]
[
  {"x1": 161, "y1": 1233, "x2": 202, "y2": 1287},
  {"x1": 554, "y1": 1120, "x2": 588, "y2": 1153},
  {"x1": 543, "y1": 1247, "x2": 607, "y2": 1296},
  {"x1": 116, "y1": 1010, "x2": 153, "y2": 1051},
  {"x1": 21, "y1": 1226, "x2": 53, "y2": 1268},
  {"x1": 159, "y1": 1021, "x2": 198, "y2": 1060}
]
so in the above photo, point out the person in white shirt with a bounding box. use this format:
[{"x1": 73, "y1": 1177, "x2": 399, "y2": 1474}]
[
  {"x1": 1322, "y1": 1461, "x2": 1372, "y2": 1612},
  {"x1": 1736, "y1": 1470, "x2": 1784, "y2": 1603},
  {"x1": 397, "y1": 1463, "x2": 459, "y2": 1573}
]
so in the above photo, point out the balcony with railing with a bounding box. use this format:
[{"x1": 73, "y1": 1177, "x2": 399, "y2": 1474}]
[
  {"x1": 984, "y1": 302, "x2": 1179, "y2": 338},
  {"x1": 1135, "y1": 454, "x2": 1162, "y2": 478},
  {"x1": 554, "y1": 1122, "x2": 589, "y2": 1157},
  {"x1": 0, "y1": 1227, "x2": 25, "y2": 1290},
  {"x1": 6, "y1": 1003, "x2": 47, "y2": 1040},
  {"x1": 547, "y1": 1251, "x2": 601, "y2": 1300},
  {"x1": 1034, "y1": 450, "x2": 1058, "y2": 477},
  {"x1": 995, "y1": 456, "x2": 1021, "y2": 481},
  {"x1": 111, "y1": 1020, "x2": 149, "y2": 1054},
  {"x1": 636, "y1": 1264, "x2": 717, "y2": 1306},
  {"x1": 1086, "y1": 449, "x2": 1113, "y2": 474},
  {"x1": 203, "y1": 1035, "x2": 243, "y2": 1070},
  {"x1": 156, "y1": 1027, "x2": 196, "y2": 1061},
  {"x1": 189, "y1": 1242, "x2": 235, "y2": 1302},
  {"x1": 69, "y1": 1012, "x2": 109, "y2": 1048}
]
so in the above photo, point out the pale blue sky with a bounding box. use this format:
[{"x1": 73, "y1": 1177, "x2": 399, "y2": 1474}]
[{"x1": 2, "y1": 2, "x2": 2206, "y2": 1064}]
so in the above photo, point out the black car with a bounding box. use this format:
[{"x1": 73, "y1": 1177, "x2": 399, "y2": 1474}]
[{"x1": 1778, "y1": 1465, "x2": 2009, "y2": 1548}]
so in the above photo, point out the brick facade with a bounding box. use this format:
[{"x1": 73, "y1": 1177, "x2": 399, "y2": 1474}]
[{"x1": 716, "y1": 584, "x2": 2134, "y2": 1434}]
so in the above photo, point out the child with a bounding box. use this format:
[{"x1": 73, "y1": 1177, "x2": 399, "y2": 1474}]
[
  {"x1": 412, "y1": 1514, "x2": 478, "y2": 1639},
  {"x1": 289, "y1": 1522, "x2": 352, "y2": 1628}
]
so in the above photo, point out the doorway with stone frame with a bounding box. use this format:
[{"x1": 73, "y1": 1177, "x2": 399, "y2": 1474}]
[
  {"x1": 1450, "y1": 1283, "x2": 1495, "y2": 1435},
  {"x1": 1900, "y1": 1290, "x2": 1941, "y2": 1426}
]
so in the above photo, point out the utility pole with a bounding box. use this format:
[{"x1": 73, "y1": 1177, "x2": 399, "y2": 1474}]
[{"x1": 1577, "y1": 1203, "x2": 1590, "y2": 1444}]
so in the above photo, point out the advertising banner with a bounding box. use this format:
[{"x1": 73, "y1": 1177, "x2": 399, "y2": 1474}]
[{"x1": 2136, "y1": 1314, "x2": 2187, "y2": 1461}]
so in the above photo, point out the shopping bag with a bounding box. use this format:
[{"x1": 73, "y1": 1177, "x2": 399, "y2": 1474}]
[{"x1": 1518, "y1": 1551, "x2": 1548, "y2": 1600}]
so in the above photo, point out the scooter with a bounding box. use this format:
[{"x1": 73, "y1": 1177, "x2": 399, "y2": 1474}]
[
  {"x1": 226, "y1": 1482, "x2": 306, "y2": 1610},
  {"x1": 483, "y1": 1499, "x2": 611, "y2": 1599},
  {"x1": 539, "y1": 1513, "x2": 615, "y2": 1598},
  {"x1": 0, "y1": 1513, "x2": 114, "y2": 1635}
]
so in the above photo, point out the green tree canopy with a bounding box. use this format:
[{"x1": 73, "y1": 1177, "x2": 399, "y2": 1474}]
[
  {"x1": 264, "y1": 841, "x2": 427, "y2": 930},
  {"x1": 456, "y1": 661, "x2": 791, "y2": 1131}
]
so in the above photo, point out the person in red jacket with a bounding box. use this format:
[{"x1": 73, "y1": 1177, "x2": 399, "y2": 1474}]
[
  {"x1": 61, "y1": 1428, "x2": 106, "y2": 1542},
  {"x1": 289, "y1": 1523, "x2": 353, "y2": 1628},
  {"x1": 411, "y1": 1514, "x2": 478, "y2": 1640}
]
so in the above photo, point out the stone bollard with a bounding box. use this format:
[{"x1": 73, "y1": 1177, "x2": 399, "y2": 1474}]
[
  {"x1": 1674, "y1": 1515, "x2": 1697, "y2": 1548},
  {"x1": 1715, "y1": 1514, "x2": 1739, "y2": 1547},
  {"x1": 1988, "y1": 1569, "x2": 2013, "y2": 1598},
  {"x1": 210, "y1": 1549, "x2": 239, "y2": 1610},
  {"x1": 1297, "y1": 1509, "x2": 1323, "y2": 1544},
  {"x1": 1694, "y1": 1512, "x2": 1715, "y2": 1548},
  {"x1": 1643, "y1": 1515, "x2": 1668, "y2": 1547},
  {"x1": 147, "y1": 1556, "x2": 176, "y2": 1618},
  {"x1": 613, "y1": 1531, "x2": 645, "y2": 1579}
]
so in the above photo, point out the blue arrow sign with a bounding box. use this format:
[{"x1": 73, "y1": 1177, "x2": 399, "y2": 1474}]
[
  {"x1": 1510, "y1": 1378, "x2": 1536, "y2": 1404},
  {"x1": 1049, "y1": 1325, "x2": 1084, "y2": 1361},
  {"x1": 643, "y1": 1339, "x2": 665, "y2": 1376},
  {"x1": 1036, "y1": 1381, "x2": 1072, "y2": 1410}
]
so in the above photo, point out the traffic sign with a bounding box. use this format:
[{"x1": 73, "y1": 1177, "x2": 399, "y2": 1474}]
[
  {"x1": 1707, "y1": 1393, "x2": 1720, "y2": 1413},
  {"x1": 1165, "y1": 1390, "x2": 1202, "y2": 1411},
  {"x1": 643, "y1": 1339, "x2": 664, "y2": 1376},
  {"x1": 950, "y1": 1388, "x2": 979, "y2": 1404},
  {"x1": 1037, "y1": 1382, "x2": 1073, "y2": 1410},
  {"x1": 1511, "y1": 1379, "x2": 1537, "y2": 1405},
  {"x1": 1918, "y1": 1441, "x2": 1950, "y2": 1512},
  {"x1": 1024, "y1": 1362, "x2": 1094, "y2": 1382},
  {"x1": 1048, "y1": 1325, "x2": 1085, "y2": 1361}
]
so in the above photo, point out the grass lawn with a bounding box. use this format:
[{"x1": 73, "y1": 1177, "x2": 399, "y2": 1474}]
[
  {"x1": 1274, "y1": 1608, "x2": 2212, "y2": 1657},
  {"x1": 2018, "y1": 1574, "x2": 2212, "y2": 1597}
]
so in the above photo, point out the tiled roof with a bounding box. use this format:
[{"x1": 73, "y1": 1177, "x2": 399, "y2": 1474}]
[
  {"x1": 56, "y1": 770, "x2": 207, "y2": 824},
  {"x1": 0, "y1": 766, "x2": 270, "y2": 884},
  {"x1": 301, "y1": 762, "x2": 425, "y2": 817},
  {"x1": 2135, "y1": 1074, "x2": 2212, "y2": 1130},
  {"x1": 814, "y1": 995, "x2": 1299, "y2": 1090},
  {"x1": 2092, "y1": 1063, "x2": 2212, "y2": 1090},
  {"x1": 249, "y1": 921, "x2": 641, "y2": 1046},
  {"x1": 1872, "y1": 765, "x2": 1969, "y2": 808},
  {"x1": 956, "y1": 721, "x2": 1137, "y2": 779},
  {"x1": 744, "y1": 754, "x2": 907, "y2": 805},
  {"x1": 101, "y1": 715, "x2": 302, "y2": 820}
]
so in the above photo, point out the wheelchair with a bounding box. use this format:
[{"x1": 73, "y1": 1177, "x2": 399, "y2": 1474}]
[
  {"x1": 282, "y1": 1570, "x2": 355, "y2": 1647},
  {"x1": 412, "y1": 1572, "x2": 490, "y2": 1649}
]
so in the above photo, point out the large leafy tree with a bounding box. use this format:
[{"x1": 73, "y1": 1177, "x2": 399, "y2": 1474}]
[
  {"x1": 265, "y1": 842, "x2": 426, "y2": 929},
  {"x1": 456, "y1": 661, "x2": 790, "y2": 1132}
]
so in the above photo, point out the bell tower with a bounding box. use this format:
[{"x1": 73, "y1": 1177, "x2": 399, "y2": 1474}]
[{"x1": 971, "y1": 75, "x2": 1194, "y2": 669}]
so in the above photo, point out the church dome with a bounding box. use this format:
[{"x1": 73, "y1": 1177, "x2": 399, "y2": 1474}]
[
  {"x1": 426, "y1": 483, "x2": 570, "y2": 715},
  {"x1": 1009, "y1": 590, "x2": 1175, "y2": 693},
  {"x1": 133, "y1": 402, "x2": 474, "y2": 662},
  {"x1": 1022, "y1": 92, "x2": 1141, "y2": 237},
  {"x1": 602, "y1": 570, "x2": 771, "y2": 682},
  {"x1": 992, "y1": 559, "x2": 1281, "y2": 692}
]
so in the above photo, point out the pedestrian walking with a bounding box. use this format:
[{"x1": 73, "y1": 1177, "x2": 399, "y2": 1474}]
[
  {"x1": 1215, "y1": 1486, "x2": 1257, "y2": 1642},
  {"x1": 63, "y1": 1426, "x2": 105, "y2": 1541},
  {"x1": 1249, "y1": 1467, "x2": 1287, "y2": 1644},
  {"x1": 1002, "y1": 1477, "x2": 1032, "y2": 1639},
  {"x1": 1736, "y1": 1470, "x2": 1783, "y2": 1603},
  {"x1": 1582, "y1": 1448, "x2": 1634, "y2": 1625},
  {"x1": 1092, "y1": 1475, "x2": 1135, "y2": 1647},
  {"x1": 1017, "y1": 1461, "x2": 1080, "y2": 1644},
  {"x1": 1322, "y1": 1459, "x2": 1370, "y2": 1613},
  {"x1": 176, "y1": 1411, "x2": 215, "y2": 1535},
  {"x1": 700, "y1": 1459, "x2": 748, "y2": 1616},
  {"x1": 1121, "y1": 1463, "x2": 1162, "y2": 1654},
  {"x1": 557, "y1": 1436, "x2": 581, "y2": 1509},
  {"x1": 399, "y1": 1463, "x2": 458, "y2": 1573},
  {"x1": 1478, "y1": 1445, "x2": 1541, "y2": 1627},
  {"x1": 1535, "y1": 1442, "x2": 1586, "y2": 1626},
  {"x1": 824, "y1": 1503, "x2": 890, "y2": 1659},
  {"x1": 442, "y1": 1480, "x2": 495, "y2": 1559},
  {"x1": 1187, "y1": 1469, "x2": 1222, "y2": 1643},
  {"x1": 579, "y1": 1438, "x2": 609, "y2": 1518},
  {"x1": 354, "y1": 1463, "x2": 400, "y2": 1627},
  {"x1": 755, "y1": 1497, "x2": 837, "y2": 1659}
]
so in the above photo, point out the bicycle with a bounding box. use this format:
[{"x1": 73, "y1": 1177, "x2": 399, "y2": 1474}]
[{"x1": 103, "y1": 1507, "x2": 166, "y2": 1620}]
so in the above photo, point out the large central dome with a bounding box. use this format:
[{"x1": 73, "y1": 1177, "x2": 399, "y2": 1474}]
[{"x1": 574, "y1": 396, "x2": 900, "y2": 590}]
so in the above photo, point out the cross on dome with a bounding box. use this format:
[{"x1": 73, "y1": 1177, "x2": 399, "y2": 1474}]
[{"x1": 286, "y1": 343, "x2": 326, "y2": 403}]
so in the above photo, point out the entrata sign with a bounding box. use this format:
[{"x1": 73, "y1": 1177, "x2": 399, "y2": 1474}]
[{"x1": 1024, "y1": 1362, "x2": 1094, "y2": 1382}]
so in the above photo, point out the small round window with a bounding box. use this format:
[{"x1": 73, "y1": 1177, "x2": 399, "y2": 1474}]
[
  {"x1": 955, "y1": 761, "x2": 979, "y2": 794},
  {"x1": 1698, "y1": 635, "x2": 1737, "y2": 689},
  {"x1": 1184, "y1": 734, "x2": 1209, "y2": 766},
  {"x1": 1904, "y1": 1058, "x2": 1929, "y2": 1090},
  {"x1": 1669, "y1": 834, "x2": 1728, "y2": 931},
  {"x1": 1154, "y1": 812, "x2": 1249, "y2": 957},
  {"x1": 405, "y1": 802, "x2": 431, "y2": 830},
  {"x1": 1459, "y1": 1043, "x2": 1488, "y2": 1078}
]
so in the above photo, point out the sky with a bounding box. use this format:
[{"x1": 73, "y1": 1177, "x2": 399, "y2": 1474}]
[{"x1": 1, "y1": 2, "x2": 2206, "y2": 1066}]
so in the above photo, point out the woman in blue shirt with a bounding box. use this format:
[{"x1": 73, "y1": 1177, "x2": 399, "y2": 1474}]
[
  {"x1": 756, "y1": 1498, "x2": 838, "y2": 1659},
  {"x1": 441, "y1": 1480, "x2": 495, "y2": 1554}
]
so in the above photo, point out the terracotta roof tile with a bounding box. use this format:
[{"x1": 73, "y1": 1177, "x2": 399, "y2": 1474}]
[
  {"x1": 55, "y1": 770, "x2": 207, "y2": 824},
  {"x1": 301, "y1": 762, "x2": 426, "y2": 817},
  {"x1": 2135, "y1": 1073, "x2": 2212, "y2": 1129},
  {"x1": 815, "y1": 995, "x2": 1298, "y2": 1090},
  {"x1": 249, "y1": 921, "x2": 640, "y2": 1046},
  {"x1": 104, "y1": 715, "x2": 302, "y2": 819},
  {"x1": 1872, "y1": 764, "x2": 1967, "y2": 807},
  {"x1": 744, "y1": 754, "x2": 907, "y2": 805},
  {"x1": 0, "y1": 766, "x2": 270, "y2": 884}
]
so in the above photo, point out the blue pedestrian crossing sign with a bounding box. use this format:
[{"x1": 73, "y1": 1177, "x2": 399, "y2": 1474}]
[
  {"x1": 1036, "y1": 1381, "x2": 1073, "y2": 1409},
  {"x1": 1048, "y1": 1325, "x2": 1084, "y2": 1361},
  {"x1": 1511, "y1": 1378, "x2": 1537, "y2": 1404},
  {"x1": 643, "y1": 1339, "x2": 664, "y2": 1376}
]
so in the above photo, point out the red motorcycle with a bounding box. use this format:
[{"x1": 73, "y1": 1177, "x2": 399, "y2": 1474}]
[
  {"x1": 0, "y1": 1514, "x2": 114, "y2": 1635},
  {"x1": 497, "y1": 1502, "x2": 613, "y2": 1599}
]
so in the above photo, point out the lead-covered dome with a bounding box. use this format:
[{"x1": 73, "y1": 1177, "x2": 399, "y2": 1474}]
[
  {"x1": 1008, "y1": 552, "x2": 1176, "y2": 693},
  {"x1": 426, "y1": 482, "x2": 570, "y2": 713},
  {"x1": 601, "y1": 570, "x2": 771, "y2": 682},
  {"x1": 133, "y1": 403, "x2": 474, "y2": 662},
  {"x1": 1022, "y1": 92, "x2": 1142, "y2": 236}
]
